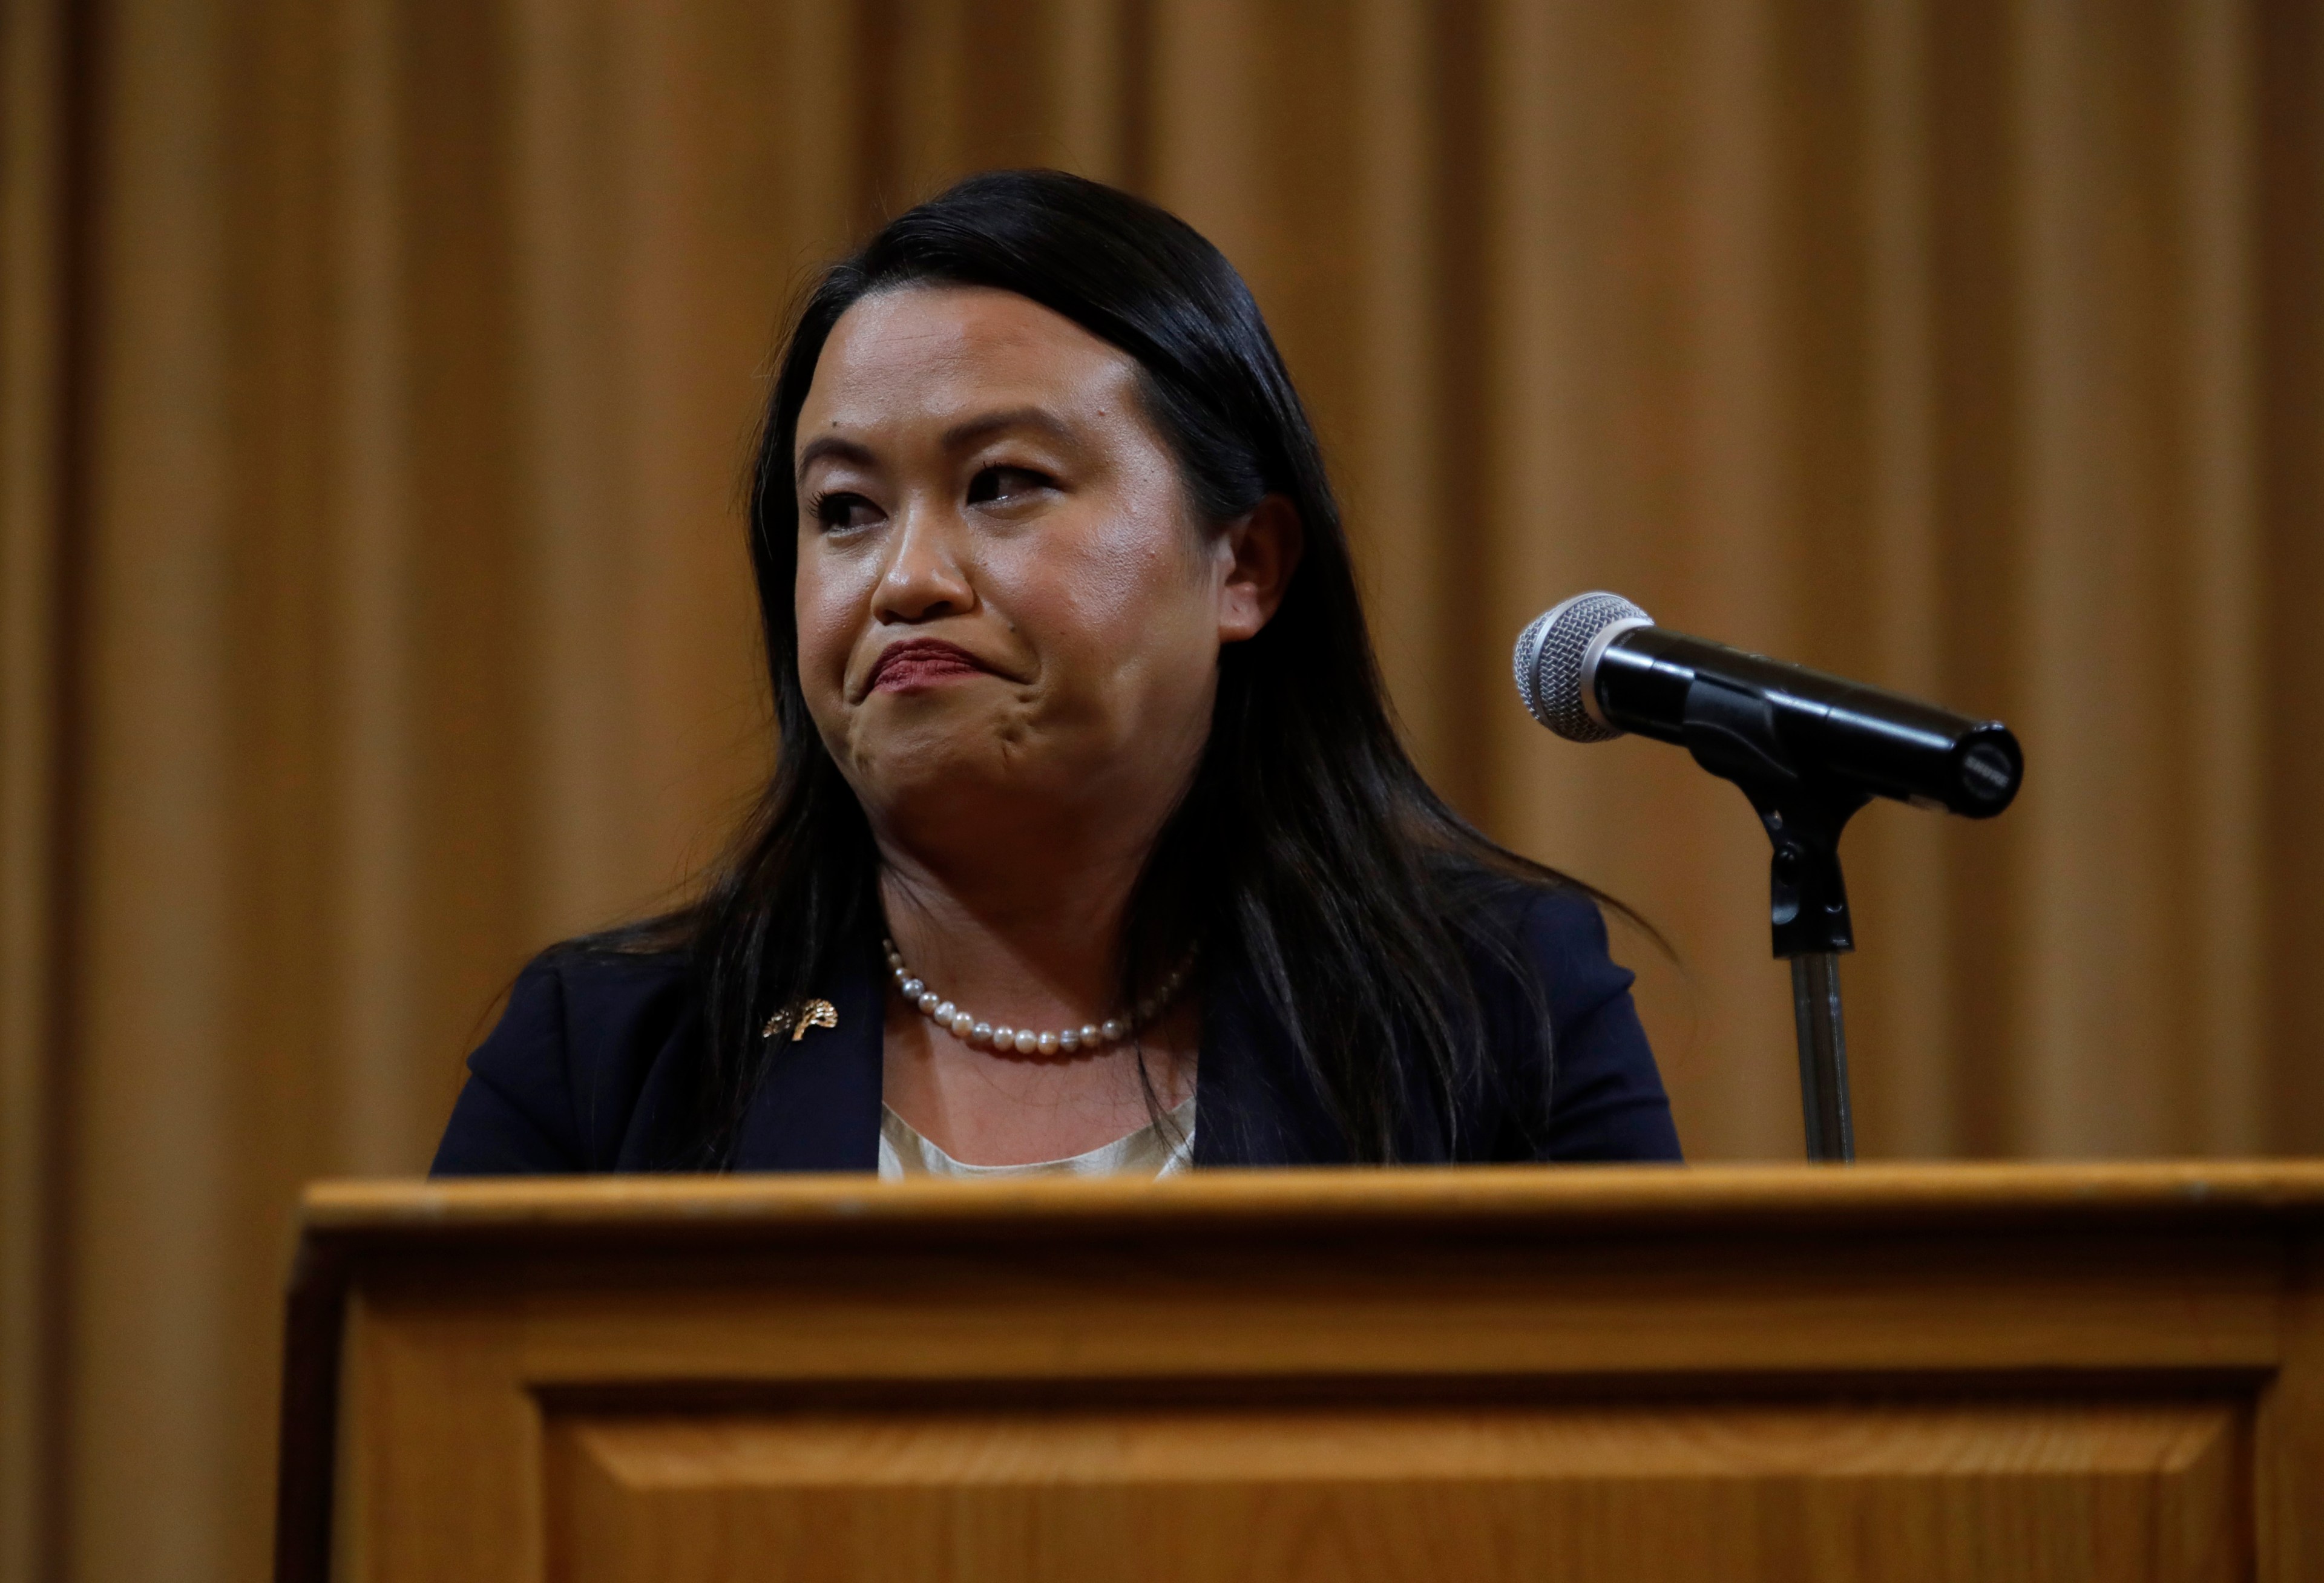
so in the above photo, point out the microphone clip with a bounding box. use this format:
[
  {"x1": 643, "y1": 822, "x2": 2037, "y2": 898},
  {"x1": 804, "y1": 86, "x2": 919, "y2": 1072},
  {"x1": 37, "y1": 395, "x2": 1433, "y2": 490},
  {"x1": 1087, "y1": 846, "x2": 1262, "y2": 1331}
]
[
  {"x1": 1678, "y1": 673, "x2": 1868, "y2": 959},
  {"x1": 1679, "y1": 671, "x2": 1864, "y2": 1160},
  {"x1": 1745, "y1": 783, "x2": 1867, "y2": 959}
]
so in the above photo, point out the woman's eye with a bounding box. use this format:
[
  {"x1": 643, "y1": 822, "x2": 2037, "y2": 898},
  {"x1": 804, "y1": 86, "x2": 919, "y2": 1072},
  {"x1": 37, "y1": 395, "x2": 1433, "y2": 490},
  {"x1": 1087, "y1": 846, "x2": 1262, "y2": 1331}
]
[
  {"x1": 812, "y1": 492, "x2": 882, "y2": 531},
  {"x1": 966, "y1": 465, "x2": 1053, "y2": 507}
]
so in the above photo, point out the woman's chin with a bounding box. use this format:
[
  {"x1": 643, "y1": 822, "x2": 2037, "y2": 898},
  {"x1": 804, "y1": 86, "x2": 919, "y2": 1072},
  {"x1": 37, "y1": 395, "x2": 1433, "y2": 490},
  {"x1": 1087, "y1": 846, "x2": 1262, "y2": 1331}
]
[
  {"x1": 852, "y1": 737, "x2": 1038, "y2": 804},
  {"x1": 852, "y1": 739, "x2": 1119, "y2": 837}
]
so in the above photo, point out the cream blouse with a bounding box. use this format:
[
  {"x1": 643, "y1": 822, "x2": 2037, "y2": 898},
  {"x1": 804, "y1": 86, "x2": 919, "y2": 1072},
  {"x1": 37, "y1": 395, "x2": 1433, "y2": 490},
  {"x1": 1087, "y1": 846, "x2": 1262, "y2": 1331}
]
[{"x1": 877, "y1": 1095, "x2": 1197, "y2": 1181}]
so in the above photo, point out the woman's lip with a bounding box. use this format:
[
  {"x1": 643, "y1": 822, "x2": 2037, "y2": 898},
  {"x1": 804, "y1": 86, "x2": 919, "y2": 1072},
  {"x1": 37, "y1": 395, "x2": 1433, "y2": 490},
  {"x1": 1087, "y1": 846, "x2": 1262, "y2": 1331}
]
[{"x1": 865, "y1": 639, "x2": 998, "y2": 693}]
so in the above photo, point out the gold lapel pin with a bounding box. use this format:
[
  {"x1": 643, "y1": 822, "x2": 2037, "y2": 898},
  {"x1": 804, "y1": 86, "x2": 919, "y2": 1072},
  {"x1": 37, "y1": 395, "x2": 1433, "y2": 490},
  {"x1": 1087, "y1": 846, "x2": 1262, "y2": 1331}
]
[{"x1": 763, "y1": 998, "x2": 839, "y2": 1042}]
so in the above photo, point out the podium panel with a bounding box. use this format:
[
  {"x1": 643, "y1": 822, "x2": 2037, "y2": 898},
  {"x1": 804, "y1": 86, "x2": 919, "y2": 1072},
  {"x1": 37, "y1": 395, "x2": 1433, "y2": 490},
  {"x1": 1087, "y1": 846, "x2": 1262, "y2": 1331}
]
[
  {"x1": 544, "y1": 1400, "x2": 2241, "y2": 1582},
  {"x1": 277, "y1": 1165, "x2": 2324, "y2": 1583}
]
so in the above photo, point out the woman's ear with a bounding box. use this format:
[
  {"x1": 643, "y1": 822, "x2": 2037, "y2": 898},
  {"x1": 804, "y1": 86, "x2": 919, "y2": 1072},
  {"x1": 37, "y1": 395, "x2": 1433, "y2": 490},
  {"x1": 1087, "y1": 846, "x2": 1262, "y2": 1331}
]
[{"x1": 1216, "y1": 494, "x2": 1303, "y2": 643}]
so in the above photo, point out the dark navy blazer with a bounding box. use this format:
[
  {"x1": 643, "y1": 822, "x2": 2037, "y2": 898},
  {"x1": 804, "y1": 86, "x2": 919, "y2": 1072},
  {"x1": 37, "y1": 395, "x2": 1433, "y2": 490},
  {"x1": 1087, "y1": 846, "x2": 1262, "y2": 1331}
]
[{"x1": 431, "y1": 886, "x2": 1681, "y2": 1174}]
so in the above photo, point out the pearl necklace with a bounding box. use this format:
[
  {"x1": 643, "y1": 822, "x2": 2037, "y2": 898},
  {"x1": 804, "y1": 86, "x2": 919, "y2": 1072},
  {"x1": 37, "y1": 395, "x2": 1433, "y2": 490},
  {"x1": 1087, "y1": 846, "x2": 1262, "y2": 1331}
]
[{"x1": 882, "y1": 937, "x2": 1195, "y2": 1056}]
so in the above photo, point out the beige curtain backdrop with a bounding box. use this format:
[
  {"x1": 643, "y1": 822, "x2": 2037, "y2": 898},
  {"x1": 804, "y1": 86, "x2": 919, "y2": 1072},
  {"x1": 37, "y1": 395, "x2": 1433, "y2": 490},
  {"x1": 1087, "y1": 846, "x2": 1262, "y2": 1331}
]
[{"x1": 5, "y1": 0, "x2": 2322, "y2": 1578}]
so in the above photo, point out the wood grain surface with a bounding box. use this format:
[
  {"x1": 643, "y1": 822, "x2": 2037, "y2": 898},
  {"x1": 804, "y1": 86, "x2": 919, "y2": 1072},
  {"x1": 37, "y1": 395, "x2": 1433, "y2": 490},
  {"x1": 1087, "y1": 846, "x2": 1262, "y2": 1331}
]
[
  {"x1": 281, "y1": 1164, "x2": 2324, "y2": 1582},
  {"x1": 547, "y1": 1402, "x2": 2242, "y2": 1583},
  {"x1": 301, "y1": 1160, "x2": 2324, "y2": 1231}
]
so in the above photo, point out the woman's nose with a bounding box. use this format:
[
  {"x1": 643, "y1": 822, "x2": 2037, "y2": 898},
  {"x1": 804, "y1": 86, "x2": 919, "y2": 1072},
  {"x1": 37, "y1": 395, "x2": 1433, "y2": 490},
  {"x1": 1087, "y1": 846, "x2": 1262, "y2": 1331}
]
[{"x1": 872, "y1": 505, "x2": 976, "y2": 623}]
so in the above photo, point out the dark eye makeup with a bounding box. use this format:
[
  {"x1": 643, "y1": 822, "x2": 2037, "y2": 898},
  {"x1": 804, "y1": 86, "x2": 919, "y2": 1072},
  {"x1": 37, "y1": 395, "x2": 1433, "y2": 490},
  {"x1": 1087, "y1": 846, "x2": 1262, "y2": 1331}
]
[
  {"x1": 809, "y1": 491, "x2": 882, "y2": 532},
  {"x1": 966, "y1": 464, "x2": 1055, "y2": 506},
  {"x1": 807, "y1": 464, "x2": 1055, "y2": 532}
]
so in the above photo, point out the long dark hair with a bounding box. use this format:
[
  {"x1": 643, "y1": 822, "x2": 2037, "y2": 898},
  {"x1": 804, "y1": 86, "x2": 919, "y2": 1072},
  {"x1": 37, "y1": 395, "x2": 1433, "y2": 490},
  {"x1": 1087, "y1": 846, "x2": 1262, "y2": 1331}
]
[{"x1": 614, "y1": 169, "x2": 1592, "y2": 1164}]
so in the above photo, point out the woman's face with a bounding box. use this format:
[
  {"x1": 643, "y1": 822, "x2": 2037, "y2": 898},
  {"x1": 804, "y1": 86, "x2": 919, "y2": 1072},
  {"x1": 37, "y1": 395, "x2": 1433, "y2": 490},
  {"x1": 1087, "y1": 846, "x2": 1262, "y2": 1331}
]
[{"x1": 792, "y1": 284, "x2": 1296, "y2": 864}]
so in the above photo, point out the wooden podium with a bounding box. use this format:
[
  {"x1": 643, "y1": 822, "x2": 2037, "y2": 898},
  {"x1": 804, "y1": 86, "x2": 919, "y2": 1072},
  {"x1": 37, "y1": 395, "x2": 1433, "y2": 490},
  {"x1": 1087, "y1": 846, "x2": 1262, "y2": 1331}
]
[{"x1": 275, "y1": 1164, "x2": 2324, "y2": 1582}]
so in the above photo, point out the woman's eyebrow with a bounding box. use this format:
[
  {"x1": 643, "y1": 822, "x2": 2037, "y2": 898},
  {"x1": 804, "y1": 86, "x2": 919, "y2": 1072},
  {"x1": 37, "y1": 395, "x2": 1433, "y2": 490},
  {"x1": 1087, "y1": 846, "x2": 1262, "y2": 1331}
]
[
  {"x1": 940, "y1": 407, "x2": 1074, "y2": 453},
  {"x1": 795, "y1": 434, "x2": 878, "y2": 477}
]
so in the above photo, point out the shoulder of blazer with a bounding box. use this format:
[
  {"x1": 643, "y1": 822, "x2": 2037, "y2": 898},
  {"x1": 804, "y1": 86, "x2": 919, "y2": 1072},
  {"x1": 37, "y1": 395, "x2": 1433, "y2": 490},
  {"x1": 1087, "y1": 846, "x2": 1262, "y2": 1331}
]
[{"x1": 435, "y1": 946, "x2": 700, "y2": 1174}]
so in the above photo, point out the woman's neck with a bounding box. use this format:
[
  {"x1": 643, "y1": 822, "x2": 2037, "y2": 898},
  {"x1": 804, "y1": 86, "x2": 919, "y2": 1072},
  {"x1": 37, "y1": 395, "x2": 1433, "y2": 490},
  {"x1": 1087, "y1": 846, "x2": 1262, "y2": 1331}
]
[
  {"x1": 873, "y1": 829, "x2": 1150, "y2": 1032},
  {"x1": 868, "y1": 804, "x2": 1201, "y2": 1167}
]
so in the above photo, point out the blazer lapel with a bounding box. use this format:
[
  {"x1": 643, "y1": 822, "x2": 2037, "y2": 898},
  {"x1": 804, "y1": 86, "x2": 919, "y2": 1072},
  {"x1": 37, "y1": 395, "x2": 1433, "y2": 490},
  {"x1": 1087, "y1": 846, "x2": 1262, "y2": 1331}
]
[{"x1": 730, "y1": 932, "x2": 885, "y2": 1172}]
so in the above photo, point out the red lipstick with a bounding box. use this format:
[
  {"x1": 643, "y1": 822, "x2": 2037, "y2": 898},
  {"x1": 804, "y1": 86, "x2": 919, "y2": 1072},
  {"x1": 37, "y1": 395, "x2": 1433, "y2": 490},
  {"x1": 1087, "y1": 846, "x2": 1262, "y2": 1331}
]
[{"x1": 867, "y1": 638, "x2": 992, "y2": 693}]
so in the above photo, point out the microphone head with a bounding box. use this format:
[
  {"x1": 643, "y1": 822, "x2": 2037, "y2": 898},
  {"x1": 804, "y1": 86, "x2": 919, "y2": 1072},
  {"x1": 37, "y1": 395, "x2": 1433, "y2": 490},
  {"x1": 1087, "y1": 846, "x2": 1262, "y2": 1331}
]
[{"x1": 1513, "y1": 592, "x2": 1653, "y2": 742}]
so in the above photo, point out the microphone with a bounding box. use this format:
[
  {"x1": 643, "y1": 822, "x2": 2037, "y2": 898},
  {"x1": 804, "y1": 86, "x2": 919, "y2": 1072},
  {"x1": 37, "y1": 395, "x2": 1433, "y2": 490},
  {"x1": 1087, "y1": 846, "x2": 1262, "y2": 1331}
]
[{"x1": 1513, "y1": 592, "x2": 2023, "y2": 817}]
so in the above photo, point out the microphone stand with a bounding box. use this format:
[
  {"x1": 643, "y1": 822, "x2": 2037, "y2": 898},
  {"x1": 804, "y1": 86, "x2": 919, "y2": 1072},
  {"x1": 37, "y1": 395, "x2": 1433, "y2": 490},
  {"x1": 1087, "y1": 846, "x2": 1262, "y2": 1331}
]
[
  {"x1": 1788, "y1": 953, "x2": 1852, "y2": 1161},
  {"x1": 1742, "y1": 785, "x2": 1866, "y2": 1162},
  {"x1": 1678, "y1": 677, "x2": 1868, "y2": 1162}
]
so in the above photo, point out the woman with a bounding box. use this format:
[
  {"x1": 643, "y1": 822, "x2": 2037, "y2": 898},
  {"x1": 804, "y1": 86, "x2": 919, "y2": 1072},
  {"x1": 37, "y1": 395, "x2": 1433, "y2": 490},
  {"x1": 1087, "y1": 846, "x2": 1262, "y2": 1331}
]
[{"x1": 433, "y1": 170, "x2": 1679, "y2": 1178}]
